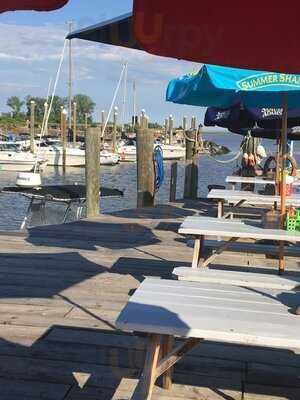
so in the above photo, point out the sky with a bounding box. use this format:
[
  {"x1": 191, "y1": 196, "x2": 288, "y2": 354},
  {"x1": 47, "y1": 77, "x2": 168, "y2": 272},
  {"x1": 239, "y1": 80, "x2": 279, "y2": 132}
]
[{"x1": 0, "y1": 0, "x2": 210, "y2": 127}]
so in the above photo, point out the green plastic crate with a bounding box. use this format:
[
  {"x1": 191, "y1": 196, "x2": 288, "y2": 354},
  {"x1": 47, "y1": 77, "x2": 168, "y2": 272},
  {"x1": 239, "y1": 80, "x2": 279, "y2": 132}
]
[{"x1": 286, "y1": 217, "x2": 298, "y2": 232}]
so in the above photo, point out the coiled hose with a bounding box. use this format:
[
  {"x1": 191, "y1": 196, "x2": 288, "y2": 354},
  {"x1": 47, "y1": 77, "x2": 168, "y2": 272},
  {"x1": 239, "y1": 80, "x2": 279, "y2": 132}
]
[{"x1": 154, "y1": 146, "x2": 165, "y2": 192}]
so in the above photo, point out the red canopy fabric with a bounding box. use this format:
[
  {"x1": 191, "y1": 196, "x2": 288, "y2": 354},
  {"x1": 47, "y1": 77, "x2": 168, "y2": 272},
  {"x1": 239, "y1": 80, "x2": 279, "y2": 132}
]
[
  {"x1": 133, "y1": 0, "x2": 300, "y2": 73},
  {"x1": 0, "y1": 0, "x2": 69, "y2": 12}
]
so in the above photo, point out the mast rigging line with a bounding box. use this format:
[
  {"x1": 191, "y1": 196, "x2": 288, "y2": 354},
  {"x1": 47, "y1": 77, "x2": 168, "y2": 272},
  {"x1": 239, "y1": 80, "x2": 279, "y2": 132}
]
[
  {"x1": 101, "y1": 62, "x2": 127, "y2": 139},
  {"x1": 34, "y1": 39, "x2": 67, "y2": 172}
]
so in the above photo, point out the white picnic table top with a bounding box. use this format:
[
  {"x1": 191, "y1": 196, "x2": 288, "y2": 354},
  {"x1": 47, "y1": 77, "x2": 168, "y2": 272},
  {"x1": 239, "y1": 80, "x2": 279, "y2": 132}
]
[
  {"x1": 116, "y1": 278, "x2": 300, "y2": 349},
  {"x1": 207, "y1": 189, "x2": 300, "y2": 206},
  {"x1": 173, "y1": 267, "x2": 300, "y2": 290},
  {"x1": 226, "y1": 175, "x2": 300, "y2": 186},
  {"x1": 178, "y1": 216, "x2": 300, "y2": 242}
]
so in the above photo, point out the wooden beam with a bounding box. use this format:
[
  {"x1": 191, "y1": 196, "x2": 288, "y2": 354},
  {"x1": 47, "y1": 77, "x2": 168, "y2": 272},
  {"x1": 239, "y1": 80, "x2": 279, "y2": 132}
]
[
  {"x1": 161, "y1": 336, "x2": 174, "y2": 390},
  {"x1": 156, "y1": 338, "x2": 202, "y2": 379},
  {"x1": 201, "y1": 237, "x2": 239, "y2": 268},
  {"x1": 85, "y1": 127, "x2": 100, "y2": 218},
  {"x1": 136, "y1": 127, "x2": 155, "y2": 208},
  {"x1": 132, "y1": 334, "x2": 161, "y2": 400}
]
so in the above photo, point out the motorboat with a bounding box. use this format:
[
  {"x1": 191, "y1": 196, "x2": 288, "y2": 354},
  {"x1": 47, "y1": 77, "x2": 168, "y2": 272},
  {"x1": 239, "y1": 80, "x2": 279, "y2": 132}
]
[
  {"x1": 37, "y1": 143, "x2": 119, "y2": 167},
  {"x1": 118, "y1": 140, "x2": 186, "y2": 162},
  {"x1": 100, "y1": 150, "x2": 120, "y2": 165},
  {"x1": 0, "y1": 142, "x2": 47, "y2": 172}
]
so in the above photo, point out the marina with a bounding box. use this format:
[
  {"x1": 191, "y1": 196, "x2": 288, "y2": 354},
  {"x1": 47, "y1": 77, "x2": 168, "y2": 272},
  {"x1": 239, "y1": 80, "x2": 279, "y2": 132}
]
[{"x1": 0, "y1": 1, "x2": 300, "y2": 400}]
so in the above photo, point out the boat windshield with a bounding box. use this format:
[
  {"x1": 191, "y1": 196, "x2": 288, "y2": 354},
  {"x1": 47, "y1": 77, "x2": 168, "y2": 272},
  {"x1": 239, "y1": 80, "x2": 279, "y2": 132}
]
[{"x1": 0, "y1": 143, "x2": 21, "y2": 152}]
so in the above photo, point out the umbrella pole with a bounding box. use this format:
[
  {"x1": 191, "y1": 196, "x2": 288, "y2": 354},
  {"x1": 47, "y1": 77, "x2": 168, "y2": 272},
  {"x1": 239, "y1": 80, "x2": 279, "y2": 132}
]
[{"x1": 279, "y1": 94, "x2": 288, "y2": 275}]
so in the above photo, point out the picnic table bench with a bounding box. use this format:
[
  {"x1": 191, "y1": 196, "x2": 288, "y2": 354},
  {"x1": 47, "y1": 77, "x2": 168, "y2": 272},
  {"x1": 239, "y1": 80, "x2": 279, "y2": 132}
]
[
  {"x1": 226, "y1": 175, "x2": 300, "y2": 190},
  {"x1": 207, "y1": 189, "x2": 300, "y2": 218},
  {"x1": 173, "y1": 267, "x2": 300, "y2": 290},
  {"x1": 178, "y1": 216, "x2": 300, "y2": 272},
  {"x1": 116, "y1": 278, "x2": 300, "y2": 400}
]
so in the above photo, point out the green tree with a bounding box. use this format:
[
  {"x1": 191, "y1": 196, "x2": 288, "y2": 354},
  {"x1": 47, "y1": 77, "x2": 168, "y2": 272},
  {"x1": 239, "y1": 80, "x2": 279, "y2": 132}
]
[
  {"x1": 7, "y1": 96, "x2": 24, "y2": 116},
  {"x1": 25, "y1": 96, "x2": 47, "y2": 122},
  {"x1": 73, "y1": 94, "x2": 95, "y2": 123}
]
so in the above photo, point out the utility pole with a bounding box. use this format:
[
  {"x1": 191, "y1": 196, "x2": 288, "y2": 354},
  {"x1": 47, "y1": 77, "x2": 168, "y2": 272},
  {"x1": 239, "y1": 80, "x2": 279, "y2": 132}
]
[{"x1": 67, "y1": 21, "x2": 74, "y2": 131}]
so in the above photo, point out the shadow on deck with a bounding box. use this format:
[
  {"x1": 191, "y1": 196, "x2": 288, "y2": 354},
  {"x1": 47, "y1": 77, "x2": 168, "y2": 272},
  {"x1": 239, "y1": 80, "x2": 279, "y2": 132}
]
[{"x1": 0, "y1": 202, "x2": 298, "y2": 399}]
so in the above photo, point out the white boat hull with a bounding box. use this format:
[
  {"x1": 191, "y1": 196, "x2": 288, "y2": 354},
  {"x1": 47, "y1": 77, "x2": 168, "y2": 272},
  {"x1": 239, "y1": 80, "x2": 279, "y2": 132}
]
[
  {"x1": 38, "y1": 147, "x2": 119, "y2": 167},
  {"x1": 118, "y1": 144, "x2": 185, "y2": 162},
  {"x1": 0, "y1": 155, "x2": 47, "y2": 172}
]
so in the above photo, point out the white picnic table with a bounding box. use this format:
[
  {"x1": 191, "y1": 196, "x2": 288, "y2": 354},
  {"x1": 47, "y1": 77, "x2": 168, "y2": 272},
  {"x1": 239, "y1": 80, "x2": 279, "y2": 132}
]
[
  {"x1": 116, "y1": 277, "x2": 300, "y2": 399},
  {"x1": 178, "y1": 216, "x2": 300, "y2": 271},
  {"x1": 226, "y1": 175, "x2": 300, "y2": 189},
  {"x1": 207, "y1": 189, "x2": 300, "y2": 218}
]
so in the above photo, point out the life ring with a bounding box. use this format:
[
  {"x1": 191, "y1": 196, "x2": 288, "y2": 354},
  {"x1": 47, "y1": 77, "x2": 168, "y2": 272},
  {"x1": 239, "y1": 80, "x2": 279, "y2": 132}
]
[{"x1": 263, "y1": 155, "x2": 297, "y2": 177}]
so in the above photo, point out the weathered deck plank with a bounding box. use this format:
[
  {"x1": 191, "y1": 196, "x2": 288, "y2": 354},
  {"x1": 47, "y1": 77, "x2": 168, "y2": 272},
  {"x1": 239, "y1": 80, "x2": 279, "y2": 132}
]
[{"x1": 0, "y1": 202, "x2": 298, "y2": 399}]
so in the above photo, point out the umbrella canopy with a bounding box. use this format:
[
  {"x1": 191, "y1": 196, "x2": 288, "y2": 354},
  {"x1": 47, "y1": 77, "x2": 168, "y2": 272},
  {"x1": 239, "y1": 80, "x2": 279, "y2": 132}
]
[
  {"x1": 0, "y1": 0, "x2": 68, "y2": 12},
  {"x1": 229, "y1": 127, "x2": 300, "y2": 141},
  {"x1": 133, "y1": 0, "x2": 300, "y2": 73},
  {"x1": 167, "y1": 64, "x2": 300, "y2": 108},
  {"x1": 67, "y1": 13, "x2": 141, "y2": 50},
  {"x1": 205, "y1": 105, "x2": 300, "y2": 130}
]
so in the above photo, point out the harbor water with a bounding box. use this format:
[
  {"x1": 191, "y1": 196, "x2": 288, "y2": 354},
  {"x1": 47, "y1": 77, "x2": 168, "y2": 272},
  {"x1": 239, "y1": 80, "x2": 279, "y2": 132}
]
[{"x1": 1, "y1": 133, "x2": 299, "y2": 231}]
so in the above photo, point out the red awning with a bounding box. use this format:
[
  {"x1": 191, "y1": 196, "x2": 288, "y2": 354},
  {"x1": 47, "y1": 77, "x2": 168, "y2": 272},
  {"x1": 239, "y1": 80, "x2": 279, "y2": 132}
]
[
  {"x1": 133, "y1": 0, "x2": 300, "y2": 73},
  {"x1": 0, "y1": 0, "x2": 69, "y2": 12}
]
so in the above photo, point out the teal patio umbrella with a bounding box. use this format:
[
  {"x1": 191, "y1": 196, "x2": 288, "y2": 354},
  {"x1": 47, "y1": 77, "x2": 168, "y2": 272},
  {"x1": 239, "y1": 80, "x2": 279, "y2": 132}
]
[{"x1": 167, "y1": 64, "x2": 300, "y2": 274}]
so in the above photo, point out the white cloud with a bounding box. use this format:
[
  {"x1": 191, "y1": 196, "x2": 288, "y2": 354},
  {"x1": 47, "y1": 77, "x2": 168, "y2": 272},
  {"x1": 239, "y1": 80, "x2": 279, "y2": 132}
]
[{"x1": 0, "y1": 21, "x2": 202, "y2": 122}]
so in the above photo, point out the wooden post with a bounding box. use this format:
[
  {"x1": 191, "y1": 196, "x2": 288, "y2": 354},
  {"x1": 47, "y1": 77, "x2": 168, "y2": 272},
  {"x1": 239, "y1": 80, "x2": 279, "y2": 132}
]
[
  {"x1": 85, "y1": 113, "x2": 88, "y2": 132},
  {"x1": 279, "y1": 94, "x2": 288, "y2": 275},
  {"x1": 183, "y1": 116, "x2": 187, "y2": 132},
  {"x1": 169, "y1": 115, "x2": 174, "y2": 145},
  {"x1": 73, "y1": 102, "x2": 77, "y2": 147},
  {"x1": 113, "y1": 107, "x2": 118, "y2": 153},
  {"x1": 164, "y1": 118, "x2": 169, "y2": 143},
  {"x1": 85, "y1": 127, "x2": 100, "y2": 217},
  {"x1": 101, "y1": 110, "x2": 105, "y2": 147},
  {"x1": 191, "y1": 116, "x2": 197, "y2": 130},
  {"x1": 169, "y1": 162, "x2": 178, "y2": 202},
  {"x1": 184, "y1": 130, "x2": 198, "y2": 199},
  {"x1": 30, "y1": 100, "x2": 35, "y2": 154},
  {"x1": 44, "y1": 102, "x2": 49, "y2": 136},
  {"x1": 61, "y1": 109, "x2": 67, "y2": 172},
  {"x1": 60, "y1": 106, "x2": 64, "y2": 140},
  {"x1": 137, "y1": 127, "x2": 155, "y2": 207}
]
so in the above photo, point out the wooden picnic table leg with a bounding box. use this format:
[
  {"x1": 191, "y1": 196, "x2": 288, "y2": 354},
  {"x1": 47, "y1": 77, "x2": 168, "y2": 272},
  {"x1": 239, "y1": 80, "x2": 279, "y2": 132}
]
[
  {"x1": 132, "y1": 334, "x2": 162, "y2": 400},
  {"x1": 217, "y1": 200, "x2": 224, "y2": 218},
  {"x1": 278, "y1": 241, "x2": 285, "y2": 275},
  {"x1": 161, "y1": 335, "x2": 174, "y2": 390},
  {"x1": 192, "y1": 235, "x2": 205, "y2": 268}
]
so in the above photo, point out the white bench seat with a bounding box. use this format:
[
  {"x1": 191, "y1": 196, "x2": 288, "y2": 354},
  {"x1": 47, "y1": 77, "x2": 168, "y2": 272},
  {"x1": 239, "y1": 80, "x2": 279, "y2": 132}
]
[{"x1": 173, "y1": 267, "x2": 300, "y2": 290}]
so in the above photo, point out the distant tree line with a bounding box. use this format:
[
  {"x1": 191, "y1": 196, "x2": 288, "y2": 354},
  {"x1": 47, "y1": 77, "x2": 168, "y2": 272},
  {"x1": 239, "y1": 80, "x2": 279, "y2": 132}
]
[{"x1": 4, "y1": 94, "x2": 96, "y2": 124}]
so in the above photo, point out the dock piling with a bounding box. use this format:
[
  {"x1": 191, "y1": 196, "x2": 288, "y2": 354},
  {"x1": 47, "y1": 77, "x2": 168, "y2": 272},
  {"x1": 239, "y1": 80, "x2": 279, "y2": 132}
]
[
  {"x1": 30, "y1": 100, "x2": 35, "y2": 154},
  {"x1": 184, "y1": 130, "x2": 198, "y2": 199},
  {"x1": 113, "y1": 107, "x2": 118, "y2": 153},
  {"x1": 61, "y1": 109, "x2": 67, "y2": 173},
  {"x1": 169, "y1": 162, "x2": 178, "y2": 202},
  {"x1": 85, "y1": 127, "x2": 100, "y2": 217},
  {"x1": 73, "y1": 102, "x2": 77, "y2": 147},
  {"x1": 137, "y1": 118, "x2": 155, "y2": 207}
]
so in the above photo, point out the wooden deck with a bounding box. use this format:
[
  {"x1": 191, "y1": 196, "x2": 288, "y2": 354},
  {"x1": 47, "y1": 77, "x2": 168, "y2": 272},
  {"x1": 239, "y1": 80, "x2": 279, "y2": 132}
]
[{"x1": 0, "y1": 199, "x2": 299, "y2": 399}]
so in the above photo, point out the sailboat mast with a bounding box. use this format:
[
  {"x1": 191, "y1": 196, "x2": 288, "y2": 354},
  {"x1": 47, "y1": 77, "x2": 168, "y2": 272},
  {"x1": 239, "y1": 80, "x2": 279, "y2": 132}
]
[
  {"x1": 121, "y1": 62, "x2": 128, "y2": 132},
  {"x1": 67, "y1": 21, "x2": 74, "y2": 130},
  {"x1": 133, "y1": 80, "x2": 136, "y2": 130}
]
